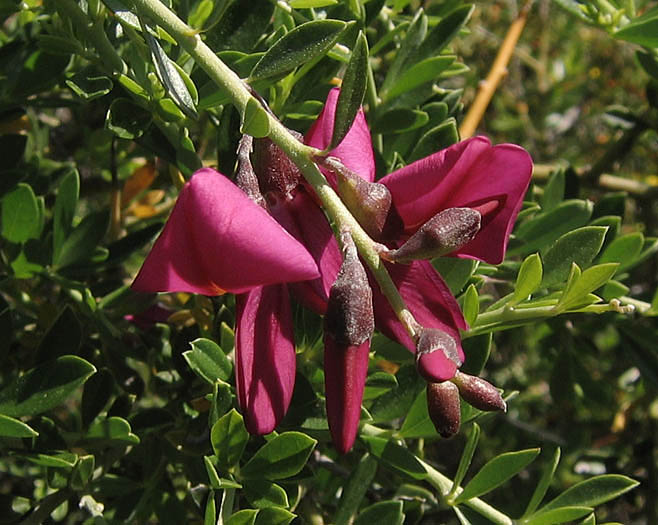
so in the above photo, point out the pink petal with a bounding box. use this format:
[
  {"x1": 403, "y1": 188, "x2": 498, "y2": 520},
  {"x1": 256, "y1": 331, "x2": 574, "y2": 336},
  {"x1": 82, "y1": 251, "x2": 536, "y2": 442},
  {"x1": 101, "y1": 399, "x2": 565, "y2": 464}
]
[
  {"x1": 235, "y1": 285, "x2": 296, "y2": 435},
  {"x1": 380, "y1": 137, "x2": 533, "y2": 264},
  {"x1": 132, "y1": 169, "x2": 320, "y2": 295},
  {"x1": 305, "y1": 87, "x2": 376, "y2": 185},
  {"x1": 324, "y1": 336, "x2": 369, "y2": 454},
  {"x1": 267, "y1": 189, "x2": 342, "y2": 314},
  {"x1": 371, "y1": 261, "x2": 466, "y2": 365}
]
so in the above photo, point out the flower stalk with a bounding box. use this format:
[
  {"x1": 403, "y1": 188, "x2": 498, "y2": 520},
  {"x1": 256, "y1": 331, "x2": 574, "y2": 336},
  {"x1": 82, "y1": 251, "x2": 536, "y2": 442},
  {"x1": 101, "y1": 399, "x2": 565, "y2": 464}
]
[{"x1": 130, "y1": 0, "x2": 421, "y2": 339}]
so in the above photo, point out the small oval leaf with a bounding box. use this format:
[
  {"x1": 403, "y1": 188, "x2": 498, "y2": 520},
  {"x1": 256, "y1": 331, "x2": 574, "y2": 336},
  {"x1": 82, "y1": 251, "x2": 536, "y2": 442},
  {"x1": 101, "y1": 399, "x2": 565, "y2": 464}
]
[
  {"x1": 329, "y1": 31, "x2": 369, "y2": 150},
  {"x1": 454, "y1": 448, "x2": 540, "y2": 503},
  {"x1": 241, "y1": 432, "x2": 317, "y2": 480},
  {"x1": 249, "y1": 20, "x2": 346, "y2": 81}
]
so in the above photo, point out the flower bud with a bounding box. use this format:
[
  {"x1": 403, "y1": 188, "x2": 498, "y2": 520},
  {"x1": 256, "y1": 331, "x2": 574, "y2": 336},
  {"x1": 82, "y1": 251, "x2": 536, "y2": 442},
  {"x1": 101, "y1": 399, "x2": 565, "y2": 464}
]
[
  {"x1": 427, "y1": 381, "x2": 461, "y2": 438},
  {"x1": 252, "y1": 131, "x2": 304, "y2": 198},
  {"x1": 324, "y1": 233, "x2": 374, "y2": 346},
  {"x1": 416, "y1": 328, "x2": 462, "y2": 383},
  {"x1": 323, "y1": 157, "x2": 402, "y2": 241},
  {"x1": 452, "y1": 371, "x2": 506, "y2": 413},
  {"x1": 324, "y1": 233, "x2": 374, "y2": 453},
  {"x1": 235, "y1": 135, "x2": 266, "y2": 207},
  {"x1": 389, "y1": 207, "x2": 481, "y2": 263}
]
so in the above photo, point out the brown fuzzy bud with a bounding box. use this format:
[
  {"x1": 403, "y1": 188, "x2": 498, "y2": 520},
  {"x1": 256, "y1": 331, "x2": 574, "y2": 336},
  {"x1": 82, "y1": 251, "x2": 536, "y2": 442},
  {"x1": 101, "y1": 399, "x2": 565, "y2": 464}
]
[
  {"x1": 416, "y1": 328, "x2": 462, "y2": 383},
  {"x1": 389, "y1": 207, "x2": 481, "y2": 263},
  {"x1": 427, "y1": 381, "x2": 461, "y2": 438},
  {"x1": 252, "y1": 131, "x2": 304, "y2": 198},
  {"x1": 324, "y1": 233, "x2": 374, "y2": 346},
  {"x1": 452, "y1": 371, "x2": 507, "y2": 412},
  {"x1": 323, "y1": 157, "x2": 402, "y2": 241},
  {"x1": 235, "y1": 135, "x2": 266, "y2": 207}
]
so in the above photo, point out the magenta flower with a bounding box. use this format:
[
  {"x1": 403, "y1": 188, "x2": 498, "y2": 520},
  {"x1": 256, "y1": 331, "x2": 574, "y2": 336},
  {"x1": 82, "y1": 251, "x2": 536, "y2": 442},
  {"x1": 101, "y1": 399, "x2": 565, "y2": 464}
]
[
  {"x1": 132, "y1": 169, "x2": 320, "y2": 434},
  {"x1": 307, "y1": 89, "x2": 531, "y2": 383}
]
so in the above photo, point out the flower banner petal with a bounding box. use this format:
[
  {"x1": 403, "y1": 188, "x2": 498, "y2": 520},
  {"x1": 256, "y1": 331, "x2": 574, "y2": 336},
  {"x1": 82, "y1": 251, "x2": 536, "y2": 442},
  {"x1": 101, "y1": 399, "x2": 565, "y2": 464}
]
[
  {"x1": 305, "y1": 87, "x2": 376, "y2": 184},
  {"x1": 380, "y1": 137, "x2": 532, "y2": 264},
  {"x1": 132, "y1": 169, "x2": 320, "y2": 295},
  {"x1": 235, "y1": 285, "x2": 296, "y2": 435}
]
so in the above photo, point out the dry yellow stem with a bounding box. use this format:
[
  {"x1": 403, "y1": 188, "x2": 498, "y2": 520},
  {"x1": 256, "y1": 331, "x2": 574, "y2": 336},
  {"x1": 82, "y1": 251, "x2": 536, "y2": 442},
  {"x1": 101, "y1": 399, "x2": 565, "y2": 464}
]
[{"x1": 459, "y1": 2, "x2": 533, "y2": 139}]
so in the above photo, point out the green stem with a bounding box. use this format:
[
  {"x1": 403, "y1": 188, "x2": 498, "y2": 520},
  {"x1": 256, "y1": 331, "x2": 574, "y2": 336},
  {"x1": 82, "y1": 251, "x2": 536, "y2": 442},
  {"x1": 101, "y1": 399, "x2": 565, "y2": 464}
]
[
  {"x1": 56, "y1": 0, "x2": 127, "y2": 74},
  {"x1": 131, "y1": 0, "x2": 420, "y2": 339},
  {"x1": 418, "y1": 459, "x2": 514, "y2": 525},
  {"x1": 19, "y1": 489, "x2": 73, "y2": 525}
]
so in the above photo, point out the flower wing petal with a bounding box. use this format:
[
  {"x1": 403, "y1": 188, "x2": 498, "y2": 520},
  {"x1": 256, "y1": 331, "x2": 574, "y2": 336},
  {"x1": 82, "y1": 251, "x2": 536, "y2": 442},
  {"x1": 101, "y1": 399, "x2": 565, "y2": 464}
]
[
  {"x1": 305, "y1": 87, "x2": 376, "y2": 184},
  {"x1": 380, "y1": 137, "x2": 533, "y2": 264},
  {"x1": 372, "y1": 260, "x2": 466, "y2": 364},
  {"x1": 235, "y1": 285, "x2": 296, "y2": 435},
  {"x1": 268, "y1": 189, "x2": 342, "y2": 314},
  {"x1": 132, "y1": 169, "x2": 320, "y2": 295}
]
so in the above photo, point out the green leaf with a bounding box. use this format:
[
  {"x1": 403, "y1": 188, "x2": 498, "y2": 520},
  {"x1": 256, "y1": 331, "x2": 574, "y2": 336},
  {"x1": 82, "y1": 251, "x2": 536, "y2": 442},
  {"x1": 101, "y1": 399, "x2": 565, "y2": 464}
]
[
  {"x1": 381, "y1": 10, "x2": 427, "y2": 95},
  {"x1": 454, "y1": 448, "x2": 540, "y2": 503},
  {"x1": 460, "y1": 334, "x2": 492, "y2": 377},
  {"x1": 226, "y1": 509, "x2": 259, "y2": 525},
  {"x1": 461, "y1": 284, "x2": 479, "y2": 326},
  {"x1": 526, "y1": 507, "x2": 594, "y2": 525},
  {"x1": 511, "y1": 253, "x2": 543, "y2": 304},
  {"x1": 0, "y1": 414, "x2": 38, "y2": 437},
  {"x1": 523, "y1": 447, "x2": 561, "y2": 517},
  {"x1": 511, "y1": 200, "x2": 593, "y2": 257},
  {"x1": 329, "y1": 31, "x2": 368, "y2": 150},
  {"x1": 254, "y1": 507, "x2": 295, "y2": 525},
  {"x1": 383, "y1": 56, "x2": 454, "y2": 101},
  {"x1": 66, "y1": 68, "x2": 113, "y2": 101},
  {"x1": 539, "y1": 474, "x2": 639, "y2": 513},
  {"x1": 204, "y1": 456, "x2": 222, "y2": 488},
  {"x1": 81, "y1": 368, "x2": 115, "y2": 427},
  {"x1": 1, "y1": 183, "x2": 40, "y2": 243},
  {"x1": 0, "y1": 356, "x2": 96, "y2": 417},
  {"x1": 211, "y1": 409, "x2": 249, "y2": 471},
  {"x1": 539, "y1": 170, "x2": 565, "y2": 212},
  {"x1": 145, "y1": 32, "x2": 198, "y2": 119},
  {"x1": 241, "y1": 431, "x2": 316, "y2": 480},
  {"x1": 241, "y1": 97, "x2": 271, "y2": 138},
  {"x1": 243, "y1": 479, "x2": 289, "y2": 508},
  {"x1": 71, "y1": 455, "x2": 95, "y2": 490},
  {"x1": 21, "y1": 451, "x2": 77, "y2": 468},
  {"x1": 334, "y1": 454, "x2": 378, "y2": 525},
  {"x1": 614, "y1": 7, "x2": 658, "y2": 47},
  {"x1": 432, "y1": 258, "x2": 479, "y2": 295},
  {"x1": 371, "y1": 108, "x2": 429, "y2": 134},
  {"x1": 184, "y1": 338, "x2": 232, "y2": 384},
  {"x1": 598, "y1": 232, "x2": 644, "y2": 271},
  {"x1": 55, "y1": 210, "x2": 110, "y2": 269},
  {"x1": 398, "y1": 387, "x2": 436, "y2": 439},
  {"x1": 370, "y1": 365, "x2": 425, "y2": 423},
  {"x1": 86, "y1": 417, "x2": 140, "y2": 445},
  {"x1": 414, "y1": 5, "x2": 474, "y2": 63},
  {"x1": 249, "y1": 20, "x2": 346, "y2": 81},
  {"x1": 542, "y1": 227, "x2": 608, "y2": 287},
  {"x1": 408, "y1": 118, "x2": 459, "y2": 162},
  {"x1": 35, "y1": 305, "x2": 82, "y2": 364},
  {"x1": 290, "y1": 0, "x2": 338, "y2": 7},
  {"x1": 353, "y1": 501, "x2": 404, "y2": 525},
  {"x1": 204, "y1": 490, "x2": 217, "y2": 525},
  {"x1": 451, "y1": 423, "x2": 481, "y2": 495},
  {"x1": 106, "y1": 98, "x2": 153, "y2": 139},
  {"x1": 53, "y1": 169, "x2": 79, "y2": 265},
  {"x1": 556, "y1": 263, "x2": 618, "y2": 312},
  {"x1": 362, "y1": 436, "x2": 427, "y2": 480}
]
